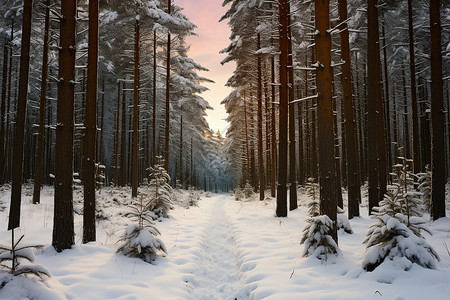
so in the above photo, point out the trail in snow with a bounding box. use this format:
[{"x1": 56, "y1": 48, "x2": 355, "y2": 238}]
[{"x1": 187, "y1": 195, "x2": 245, "y2": 300}]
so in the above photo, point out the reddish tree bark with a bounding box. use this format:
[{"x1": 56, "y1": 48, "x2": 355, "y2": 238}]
[
  {"x1": 429, "y1": 0, "x2": 446, "y2": 220},
  {"x1": 315, "y1": 0, "x2": 338, "y2": 242},
  {"x1": 132, "y1": 19, "x2": 140, "y2": 198},
  {"x1": 276, "y1": 0, "x2": 289, "y2": 217},
  {"x1": 8, "y1": 0, "x2": 33, "y2": 230},
  {"x1": 53, "y1": 0, "x2": 76, "y2": 251},
  {"x1": 33, "y1": 0, "x2": 51, "y2": 205},
  {"x1": 83, "y1": 0, "x2": 98, "y2": 244}
]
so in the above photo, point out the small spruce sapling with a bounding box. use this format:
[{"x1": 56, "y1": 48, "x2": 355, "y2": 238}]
[
  {"x1": 417, "y1": 165, "x2": 431, "y2": 214},
  {"x1": 300, "y1": 215, "x2": 342, "y2": 261},
  {"x1": 243, "y1": 181, "x2": 253, "y2": 198},
  {"x1": 187, "y1": 186, "x2": 199, "y2": 207},
  {"x1": 301, "y1": 181, "x2": 342, "y2": 261},
  {"x1": 146, "y1": 157, "x2": 174, "y2": 218},
  {"x1": 305, "y1": 178, "x2": 319, "y2": 215},
  {"x1": 0, "y1": 231, "x2": 51, "y2": 281},
  {"x1": 363, "y1": 187, "x2": 439, "y2": 271},
  {"x1": 117, "y1": 196, "x2": 167, "y2": 263}
]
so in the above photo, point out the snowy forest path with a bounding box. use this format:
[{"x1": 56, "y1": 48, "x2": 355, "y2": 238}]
[{"x1": 186, "y1": 194, "x2": 245, "y2": 300}]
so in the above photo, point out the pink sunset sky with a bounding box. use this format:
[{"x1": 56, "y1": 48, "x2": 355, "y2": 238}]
[{"x1": 175, "y1": 0, "x2": 235, "y2": 133}]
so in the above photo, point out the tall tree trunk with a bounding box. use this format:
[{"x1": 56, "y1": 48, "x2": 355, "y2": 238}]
[
  {"x1": 367, "y1": 0, "x2": 380, "y2": 213},
  {"x1": 114, "y1": 81, "x2": 121, "y2": 186},
  {"x1": 276, "y1": 0, "x2": 289, "y2": 217},
  {"x1": 164, "y1": 1, "x2": 171, "y2": 171},
  {"x1": 120, "y1": 82, "x2": 126, "y2": 186},
  {"x1": 270, "y1": 41, "x2": 277, "y2": 198},
  {"x1": 429, "y1": 0, "x2": 446, "y2": 220},
  {"x1": 132, "y1": 19, "x2": 140, "y2": 198},
  {"x1": 381, "y1": 20, "x2": 392, "y2": 175},
  {"x1": 32, "y1": 0, "x2": 50, "y2": 205},
  {"x1": 392, "y1": 84, "x2": 399, "y2": 163},
  {"x1": 374, "y1": 10, "x2": 387, "y2": 205},
  {"x1": 243, "y1": 91, "x2": 250, "y2": 184},
  {"x1": 407, "y1": 0, "x2": 420, "y2": 173},
  {"x1": 264, "y1": 61, "x2": 271, "y2": 192},
  {"x1": 98, "y1": 78, "x2": 104, "y2": 164},
  {"x1": 332, "y1": 82, "x2": 343, "y2": 208},
  {"x1": 402, "y1": 68, "x2": 411, "y2": 160},
  {"x1": 287, "y1": 13, "x2": 297, "y2": 210},
  {"x1": 315, "y1": 0, "x2": 337, "y2": 242},
  {"x1": 4, "y1": 20, "x2": 14, "y2": 183},
  {"x1": 53, "y1": 0, "x2": 76, "y2": 251},
  {"x1": 0, "y1": 42, "x2": 8, "y2": 184},
  {"x1": 179, "y1": 114, "x2": 183, "y2": 188},
  {"x1": 83, "y1": 0, "x2": 98, "y2": 244},
  {"x1": 257, "y1": 33, "x2": 265, "y2": 200},
  {"x1": 152, "y1": 30, "x2": 157, "y2": 166},
  {"x1": 8, "y1": 0, "x2": 32, "y2": 230},
  {"x1": 298, "y1": 100, "x2": 304, "y2": 185}
]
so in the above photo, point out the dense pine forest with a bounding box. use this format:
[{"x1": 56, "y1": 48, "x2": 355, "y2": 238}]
[{"x1": 0, "y1": 0, "x2": 449, "y2": 299}]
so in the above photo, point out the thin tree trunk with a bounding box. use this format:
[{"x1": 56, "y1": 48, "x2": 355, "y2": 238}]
[
  {"x1": 132, "y1": 19, "x2": 140, "y2": 198},
  {"x1": 257, "y1": 33, "x2": 265, "y2": 200},
  {"x1": 0, "y1": 42, "x2": 8, "y2": 184},
  {"x1": 32, "y1": 0, "x2": 50, "y2": 205},
  {"x1": 164, "y1": 1, "x2": 171, "y2": 171},
  {"x1": 332, "y1": 82, "x2": 343, "y2": 208},
  {"x1": 287, "y1": 13, "x2": 297, "y2": 210},
  {"x1": 375, "y1": 22, "x2": 387, "y2": 205},
  {"x1": 179, "y1": 114, "x2": 183, "y2": 188},
  {"x1": 113, "y1": 81, "x2": 121, "y2": 186},
  {"x1": 407, "y1": 0, "x2": 420, "y2": 173},
  {"x1": 8, "y1": 0, "x2": 32, "y2": 230},
  {"x1": 120, "y1": 82, "x2": 126, "y2": 186},
  {"x1": 315, "y1": 0, "x2": 337, "y2": 241},
  {"x1": 83, "y1": 0, "x2": 98, "y2": 244},
  {"x1": 381, "y1": 20, "x2": 392, "y2": 174},
  {"x1": 152, "y1": 30, "x2": 157, "y2": 166},
  {"x1": 99, "y1": 78, "x2": 104, "y2": 164},
  {"x1": 298, "y1": 100, "x2": 304, "y2": 185},
  {"x1": 429, "y1": 0, "x2": 446, "y2": 220},
  {"x1": 270, "y1": 42, "x2": 277, "y2": 198},
  {"x1": 367, "y1": 0, "x2": 380, "y2": 214},
  {"x1": 402, "y1": 68, "x2": 411, "y2": 160},
  {"x1": 4, "y1": 20, "x2": 14, "y2": 183},
  {"x1": 276, "y1": 0, "x2": 289, "y2": 217},
  {"x1": 52, "y1": 0, "x2": 76, "y2": 251},
  {"x1": 243, "y1": 91, "x2": 250, "y2": 184}
]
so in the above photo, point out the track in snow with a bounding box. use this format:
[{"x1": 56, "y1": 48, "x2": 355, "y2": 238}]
[{"x1": 187, "y1": 195, "x2": 245, "y2": 300}]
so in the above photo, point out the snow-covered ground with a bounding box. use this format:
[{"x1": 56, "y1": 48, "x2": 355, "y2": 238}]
[{"x1": 0, "y1": 183, "x2": 449, "y2": 299}]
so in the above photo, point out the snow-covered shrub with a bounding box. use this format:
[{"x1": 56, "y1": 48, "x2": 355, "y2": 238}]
[
  {"x1": 175, "y1": 179, "x2": 183, "y2": 190},
  {"x1": 187, "y1": 186, "x2": 199, "y2": 207},
  {"x1": 146, "y1": 157, "x2": 174, "y2": 218},
  {"x1": 117, "y1": 197, "x2": 167, "y2": 263},
  {"x1": 233, "y1": 186, "x2": 243, "y2": 201},
  {"x1": 337, "y1": 207, "x2": 353, "y2": 234},
  {"x1": 306, "y1": 178, "x2": 319, "y2": 216},
  {"x1": 0, "y1": 233, "x2": 50, "y2": 281},
  {"x1": 125, "y1": 196, "x2": 157, "y2": 227},
  {"x1": 374, "y1": 186, "x2": 428, "y2": 237},
  {"x1": 300, "y1": 215, "x2": 341, "y2": 261},
  {"x1": 362, "y1": 215, "x2": 440, "y2": 271},
  {"x1": 243, "y1": 181, "x2": 253, "y2": 198},
  {"x1": 417, "y1": 166, "x2": 431, "y2": 213},
  {"x1": 116, "y1": 224, "x2": 167, "y2": 263},
  {"x1": 390, "y1": 158, "x2": 414, "y2": 192}
]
